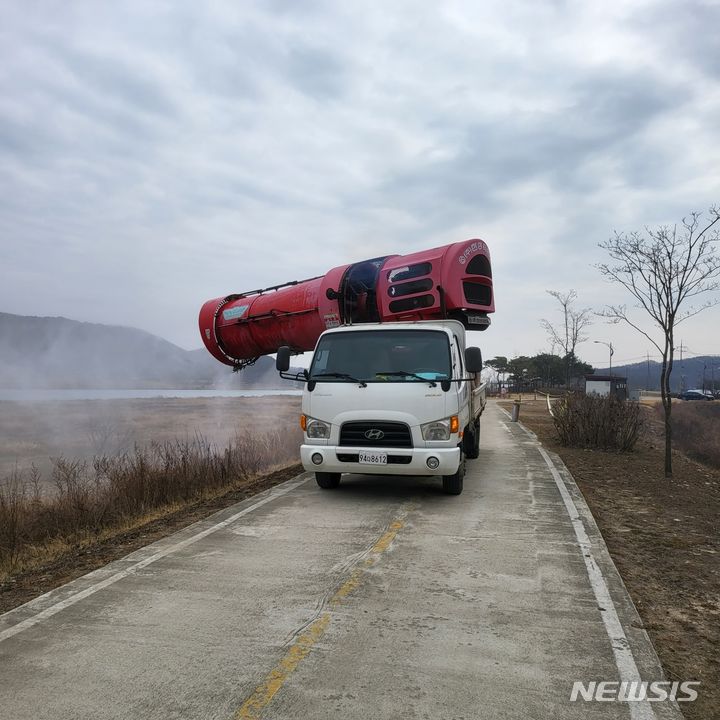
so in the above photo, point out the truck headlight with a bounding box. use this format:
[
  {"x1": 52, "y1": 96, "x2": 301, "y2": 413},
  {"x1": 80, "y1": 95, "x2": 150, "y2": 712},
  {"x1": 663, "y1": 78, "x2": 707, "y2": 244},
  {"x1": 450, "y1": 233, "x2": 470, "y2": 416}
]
[
  {"x1": 306, "y1": 417, "x2": 331, "y2": 439},
  {"x1": 421, "y1": 418, "x2": 451, "y2": 441}
]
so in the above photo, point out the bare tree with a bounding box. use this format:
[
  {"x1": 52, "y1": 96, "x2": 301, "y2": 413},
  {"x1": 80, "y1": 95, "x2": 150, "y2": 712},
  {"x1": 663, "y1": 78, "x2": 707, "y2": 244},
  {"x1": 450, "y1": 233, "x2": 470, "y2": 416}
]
[
  {"x1": 541, "y1": 290, "x2": 592, "y2": 383},
  {"x1": 597, "y1": 207, "x2": 720, "y2": 478}
]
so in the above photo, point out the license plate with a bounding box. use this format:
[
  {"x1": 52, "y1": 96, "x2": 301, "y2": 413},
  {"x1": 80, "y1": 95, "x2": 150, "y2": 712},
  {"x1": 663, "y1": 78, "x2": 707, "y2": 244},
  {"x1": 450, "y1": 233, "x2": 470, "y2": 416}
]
[{"x1": 359, "y1": 451, "x2": 387, "y2": 465}]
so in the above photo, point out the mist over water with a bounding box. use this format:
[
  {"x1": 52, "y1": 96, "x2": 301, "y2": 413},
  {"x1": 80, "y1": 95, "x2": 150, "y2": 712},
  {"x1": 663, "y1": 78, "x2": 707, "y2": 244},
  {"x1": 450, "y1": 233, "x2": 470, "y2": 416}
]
[
  {"x1": 0, "y1": 312, "x2": 287, "y2": 391},
  {"x1": 0, "y1": 396, "x2": 302, "y2": 494},
  {"x1": 0, "y1": 313, "x2": 305, "y2": 494}
]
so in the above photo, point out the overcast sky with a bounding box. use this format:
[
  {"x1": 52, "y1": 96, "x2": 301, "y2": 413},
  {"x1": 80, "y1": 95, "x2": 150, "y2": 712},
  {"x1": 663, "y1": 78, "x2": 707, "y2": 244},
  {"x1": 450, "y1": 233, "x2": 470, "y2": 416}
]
[{"x1": 2, "y1": 0, "x2": 720, "y2": 372}]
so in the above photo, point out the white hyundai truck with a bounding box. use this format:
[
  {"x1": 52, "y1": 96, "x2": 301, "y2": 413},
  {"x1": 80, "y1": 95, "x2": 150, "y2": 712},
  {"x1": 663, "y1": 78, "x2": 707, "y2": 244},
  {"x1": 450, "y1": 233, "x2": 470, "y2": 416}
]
[{"x1": 276, "y1": 319, "x2": 485, "y2": 495}]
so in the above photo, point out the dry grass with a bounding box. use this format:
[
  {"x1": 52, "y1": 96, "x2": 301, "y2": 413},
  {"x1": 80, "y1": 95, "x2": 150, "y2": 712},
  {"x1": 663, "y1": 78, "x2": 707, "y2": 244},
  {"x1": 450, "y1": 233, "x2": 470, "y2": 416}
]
[
  {"x1": 662, "y1": 402, "x2": 720, "y2": 468},
  {"x1": 0, "y1": 426, "x2": 302, "y2": 579}
]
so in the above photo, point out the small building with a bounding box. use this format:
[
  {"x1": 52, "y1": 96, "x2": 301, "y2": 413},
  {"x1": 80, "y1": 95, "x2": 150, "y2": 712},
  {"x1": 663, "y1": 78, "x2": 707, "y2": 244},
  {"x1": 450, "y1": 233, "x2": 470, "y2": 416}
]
[{"x1": 584, "y1": 375, "x2": 628, "y2": 401}]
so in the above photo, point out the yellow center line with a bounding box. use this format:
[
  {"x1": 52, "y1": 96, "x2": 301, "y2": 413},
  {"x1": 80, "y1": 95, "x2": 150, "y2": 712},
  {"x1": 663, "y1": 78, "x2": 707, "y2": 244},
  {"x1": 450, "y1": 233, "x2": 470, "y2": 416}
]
[
  {"x1": 370, "y1": 519, "x2": 404, "y2": 554},
  {"x1": 236, "y1": 613, "x2": 331, "y2": 720},
  {"x1": 234, "y1": 516, "x2": 406, "y2": 720},
  {"x1": 329, "y1": 566, "x2": 366, "y2": 605}
]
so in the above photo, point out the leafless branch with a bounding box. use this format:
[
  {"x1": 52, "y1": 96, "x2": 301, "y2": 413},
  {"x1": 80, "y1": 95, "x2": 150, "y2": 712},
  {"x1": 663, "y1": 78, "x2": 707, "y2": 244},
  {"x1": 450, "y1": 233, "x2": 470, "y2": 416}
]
[{"x1": 541, "y1": 289, "x2": 592, "y2": 382}]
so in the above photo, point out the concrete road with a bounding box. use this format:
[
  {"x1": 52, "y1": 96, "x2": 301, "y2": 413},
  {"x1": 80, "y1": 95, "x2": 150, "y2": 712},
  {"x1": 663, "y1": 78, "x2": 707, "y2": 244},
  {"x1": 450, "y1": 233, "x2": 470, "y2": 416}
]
[{"x1": 0, "y1": 403, "x2": 682, "y2": 720}]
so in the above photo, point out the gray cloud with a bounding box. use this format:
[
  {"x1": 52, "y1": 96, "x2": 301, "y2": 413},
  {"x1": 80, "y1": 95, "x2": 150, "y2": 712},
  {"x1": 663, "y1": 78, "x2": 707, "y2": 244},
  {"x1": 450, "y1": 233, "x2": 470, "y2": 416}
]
[
  {"x1": 639, "y1": 0, "x2": 720, "y2": 79},
  {"x1": 284, "y1": 45, "x2": 349, "y2": 100},
  {"x1": 377, "y1": 67, "x2": 689, "y2": 229},
  {"x1": 56, "y1": 47, "x2": 179, "y2": 119}
]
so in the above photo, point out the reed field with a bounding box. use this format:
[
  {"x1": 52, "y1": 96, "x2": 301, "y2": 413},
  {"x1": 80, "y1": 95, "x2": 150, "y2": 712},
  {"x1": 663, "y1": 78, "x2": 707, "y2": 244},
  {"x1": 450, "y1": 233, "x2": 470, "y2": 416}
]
[{"x1": 0, "y1": 396, "x2": 302, "y2": 578}]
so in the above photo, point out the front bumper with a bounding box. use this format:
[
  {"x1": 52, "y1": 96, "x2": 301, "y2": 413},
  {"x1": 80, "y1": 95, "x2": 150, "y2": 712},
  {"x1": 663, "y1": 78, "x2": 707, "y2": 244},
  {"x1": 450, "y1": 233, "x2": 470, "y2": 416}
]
[{"x1": 300, "y1": 444, "x2": 461, "y2": 476}]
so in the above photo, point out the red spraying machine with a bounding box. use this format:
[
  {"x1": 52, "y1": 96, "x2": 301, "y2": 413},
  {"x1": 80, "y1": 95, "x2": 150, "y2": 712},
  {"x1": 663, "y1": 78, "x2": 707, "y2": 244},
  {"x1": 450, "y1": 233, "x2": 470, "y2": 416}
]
[{"x1": 199, "y1": 239, "x2": 494, "y2": 370}]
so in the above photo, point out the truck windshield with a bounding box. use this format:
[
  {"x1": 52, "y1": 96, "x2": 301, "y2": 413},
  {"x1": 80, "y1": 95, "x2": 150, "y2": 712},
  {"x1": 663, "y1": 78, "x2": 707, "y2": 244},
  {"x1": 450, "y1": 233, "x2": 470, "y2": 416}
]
[{"x1": 309, "y1": 330, "x2": 451, "y2": 383}]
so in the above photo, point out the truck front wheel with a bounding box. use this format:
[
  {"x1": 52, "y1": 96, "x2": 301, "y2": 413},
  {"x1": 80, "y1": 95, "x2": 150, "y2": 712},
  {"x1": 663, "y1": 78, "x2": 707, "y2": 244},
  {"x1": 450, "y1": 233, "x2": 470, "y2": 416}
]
[
  {"x1": 442, "y1": 454, "x2": 465, "y2": 495},
  {"x1": 316, "y1": 472, "x2": 341, "y2": 489},
  {"x1": 463, "y1": 419, "x2": 481, "y2": 460}
]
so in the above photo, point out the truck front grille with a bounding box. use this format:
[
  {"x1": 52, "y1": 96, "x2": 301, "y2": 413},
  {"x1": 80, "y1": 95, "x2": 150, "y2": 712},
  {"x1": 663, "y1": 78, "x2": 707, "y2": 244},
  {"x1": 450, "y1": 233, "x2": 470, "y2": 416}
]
[{"x1": 339, "y1": 421, "x2": 413, "y2": 448}]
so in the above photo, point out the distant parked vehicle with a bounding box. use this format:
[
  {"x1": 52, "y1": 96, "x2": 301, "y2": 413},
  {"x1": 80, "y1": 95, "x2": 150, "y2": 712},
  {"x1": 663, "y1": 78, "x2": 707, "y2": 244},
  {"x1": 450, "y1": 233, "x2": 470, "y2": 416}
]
[{"x1": 679, "y1": 389, "x2": 714, "y2": 401}]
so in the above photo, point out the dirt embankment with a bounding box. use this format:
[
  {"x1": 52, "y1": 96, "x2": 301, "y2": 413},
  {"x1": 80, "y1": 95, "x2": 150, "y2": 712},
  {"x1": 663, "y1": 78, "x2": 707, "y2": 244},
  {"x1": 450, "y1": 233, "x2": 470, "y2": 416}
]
[
  {"x1": 503, "y1": 397, "x2": 720, "y2": 720},
  {"x1": 0, "y1": 463, "x2": 302, "y2": 614}
]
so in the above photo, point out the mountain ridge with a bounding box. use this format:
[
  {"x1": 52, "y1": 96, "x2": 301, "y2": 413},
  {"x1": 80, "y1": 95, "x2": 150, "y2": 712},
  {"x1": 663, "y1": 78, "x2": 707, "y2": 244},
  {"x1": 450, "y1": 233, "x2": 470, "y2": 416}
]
[
  {"x1": 0, "y1": 312, "x2": 283, "y2": 389},
  {"x1": 595, "y1": 356, "x2": 720, "y2": 393}
]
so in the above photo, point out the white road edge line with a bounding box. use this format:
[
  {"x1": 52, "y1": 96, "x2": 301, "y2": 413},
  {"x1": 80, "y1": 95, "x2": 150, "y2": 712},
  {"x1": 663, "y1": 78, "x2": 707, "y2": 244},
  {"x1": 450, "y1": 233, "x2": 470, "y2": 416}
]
[
  {"x1": 498, "y1": 407, "x2": 656, "y2": 720},
  {"x1": 0, "y1": 475, "x2": 309, "y2": 644}
]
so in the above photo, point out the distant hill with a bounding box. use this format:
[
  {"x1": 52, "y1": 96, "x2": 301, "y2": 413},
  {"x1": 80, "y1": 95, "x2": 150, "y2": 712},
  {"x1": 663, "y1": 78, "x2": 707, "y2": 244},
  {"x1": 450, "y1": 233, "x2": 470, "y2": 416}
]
[
  {"x1": 0, "y1": 312, "x2": 285, "y2": 389},
  {"x1": 595, "y1": 356, "x2": 720, "y2": 393}
]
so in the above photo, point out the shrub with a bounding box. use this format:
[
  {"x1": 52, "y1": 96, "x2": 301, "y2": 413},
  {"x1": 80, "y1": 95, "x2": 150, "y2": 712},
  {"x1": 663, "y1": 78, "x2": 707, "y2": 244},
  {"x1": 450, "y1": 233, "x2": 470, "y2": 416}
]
[
  {"x1": 553, "y1": 393, "x2": 642, "y2": 451},
  {"x1": 0, "y1": 425, "x2": 302, "y2": 576}
]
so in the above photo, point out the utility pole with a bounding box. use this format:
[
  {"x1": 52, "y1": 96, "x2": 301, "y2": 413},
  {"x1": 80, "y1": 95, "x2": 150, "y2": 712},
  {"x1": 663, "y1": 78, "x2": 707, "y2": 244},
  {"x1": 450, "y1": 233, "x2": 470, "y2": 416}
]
[
  {"x1": 646, "y1": 351, "x2": 651, "y2": 390},
  {"x1": 678, "y1": 341, "x2": 688, "y2": 392},
  {"x1": 711, "y1": 364, "x2": 720, "y2": 394}
]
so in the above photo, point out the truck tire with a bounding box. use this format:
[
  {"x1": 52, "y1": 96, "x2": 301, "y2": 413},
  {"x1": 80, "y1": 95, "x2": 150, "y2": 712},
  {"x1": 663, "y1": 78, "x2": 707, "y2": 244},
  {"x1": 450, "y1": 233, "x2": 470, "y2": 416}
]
[
  {"x1": 442, "y1": 453, "x2": 465, "y2": 495},
  {"x1": 316, "y1": 472, "x2": 341, "y2": 489},
  {"x1": 463, "y1": 419, "x2": 481, "y2": 460}
]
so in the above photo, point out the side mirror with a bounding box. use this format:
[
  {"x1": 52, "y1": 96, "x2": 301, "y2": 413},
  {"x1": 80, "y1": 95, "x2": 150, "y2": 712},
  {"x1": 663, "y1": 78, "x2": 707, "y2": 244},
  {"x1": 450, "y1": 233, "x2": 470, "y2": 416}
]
[
  {"x1": 465, "y1": 347, "x2": 483, "y2": 374},
  {"x1": 276, "y1": 346, "x2": 291, "y2": 372}
]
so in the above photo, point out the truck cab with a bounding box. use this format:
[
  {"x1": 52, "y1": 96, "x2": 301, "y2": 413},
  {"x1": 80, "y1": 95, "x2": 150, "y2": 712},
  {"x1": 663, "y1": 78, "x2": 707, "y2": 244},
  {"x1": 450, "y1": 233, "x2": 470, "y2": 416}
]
[{"x1": 277, "y1": 320, "x2": 484, "y2": 495}]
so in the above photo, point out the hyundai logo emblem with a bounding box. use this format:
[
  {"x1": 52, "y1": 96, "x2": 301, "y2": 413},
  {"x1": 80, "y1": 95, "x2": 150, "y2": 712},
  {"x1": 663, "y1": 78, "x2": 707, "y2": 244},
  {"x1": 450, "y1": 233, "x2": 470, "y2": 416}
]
[{"x1": 365, "y1": 429, "x2": 385, "y2": 440}]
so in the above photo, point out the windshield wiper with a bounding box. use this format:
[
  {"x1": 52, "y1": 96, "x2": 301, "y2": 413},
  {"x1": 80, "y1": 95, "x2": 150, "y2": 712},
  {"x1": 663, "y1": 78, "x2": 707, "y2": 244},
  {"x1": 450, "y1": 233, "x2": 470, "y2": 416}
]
[
  {"x1": 313, "y1": 372, "x2": 367, "y2": 387},
  {"x1": 375, "y1": 370, "x2": 437, "y2": 387}
]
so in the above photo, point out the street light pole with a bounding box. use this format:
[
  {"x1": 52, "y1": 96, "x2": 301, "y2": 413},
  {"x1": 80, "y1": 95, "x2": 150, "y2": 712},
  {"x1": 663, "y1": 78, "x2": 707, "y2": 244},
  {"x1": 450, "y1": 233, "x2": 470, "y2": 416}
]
[{"x1": 593, "y1": 340, "x2": 614, "y2": 376}]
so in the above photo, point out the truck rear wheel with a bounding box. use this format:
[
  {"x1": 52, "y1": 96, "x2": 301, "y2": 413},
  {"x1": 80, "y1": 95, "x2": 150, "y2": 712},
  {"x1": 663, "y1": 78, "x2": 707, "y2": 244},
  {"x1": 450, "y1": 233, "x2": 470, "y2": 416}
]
[
  {"x1": 442, "y1": 454, "x2": 465, "y2": 495},
  {"x1": 316, "y1": 472, "x2": 341, "y2": 489}
]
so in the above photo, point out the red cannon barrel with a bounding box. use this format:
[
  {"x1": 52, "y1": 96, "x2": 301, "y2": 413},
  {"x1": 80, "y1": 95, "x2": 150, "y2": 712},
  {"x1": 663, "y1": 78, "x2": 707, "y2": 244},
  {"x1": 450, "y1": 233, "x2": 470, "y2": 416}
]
[{"x1": 199, "y1": 239, "x2": 494, "y2": 369}]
